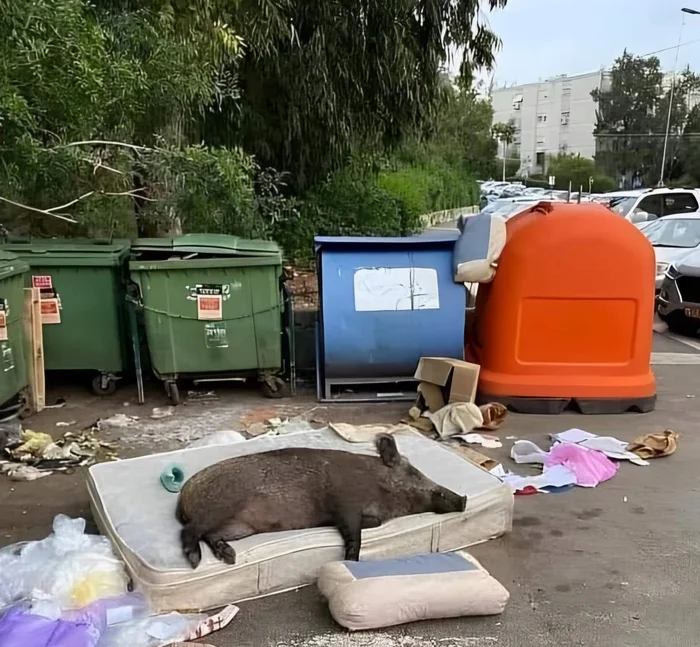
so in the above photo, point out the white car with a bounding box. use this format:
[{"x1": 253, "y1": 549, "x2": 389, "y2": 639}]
[
  {"x1": 608, "y1": 187, "x2": 700, "y2": 223},
  {"x1": 640, "y1": 213, "x2": 700, "y2": 290}
]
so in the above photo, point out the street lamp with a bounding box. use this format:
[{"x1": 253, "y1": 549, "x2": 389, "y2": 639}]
[{"x1": 659, "y1": 7, "x2": 700, "y2": 187}]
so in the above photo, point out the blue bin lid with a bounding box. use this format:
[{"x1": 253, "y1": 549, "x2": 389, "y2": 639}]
[{"x1": 314, "y1": 232, "x2": 459, "y2": 251}]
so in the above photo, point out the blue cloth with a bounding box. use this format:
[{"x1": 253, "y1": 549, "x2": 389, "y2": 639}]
[{"x1": 344, "y1": 552, "x2": 478, "y2": 580}]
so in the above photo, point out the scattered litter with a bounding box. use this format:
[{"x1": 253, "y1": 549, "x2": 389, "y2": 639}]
[
  {"x1": 186, "y1": 390, "x2": 219, "y2": 403},
  {"x1": 546, "y1": 443, "x2": 618, "y2": 488},
  {"x1": 506, "y1": 435, "x2": 518, "y2": 440},
  {"x1": 0, "y1": 419, "x2": 22, "y2": 454},
  {"x1": 426, "y1": 402, "x2": 483, "y2": 439},
  {"x1": 454, "y1": 433, "x2": 502, "y2": 449},
  {"x1": 446, "y1": 443, "x2": 499, "y2": 471},
  {"x1": 511, "y1": 440, "x2": 548, "y2": 464},
  {"x1": 0, "y1": 515, "x2": 128, "y2": 611},
  {"x1": 246, "y1": 422, "x2": 269, "y2": 437},
  {"x1": 44, "y1": 398, "x2": 66, "y2": 409},
  {"x1": 627, "y1": 430, "x2": 679, "y2": 459},
  {"x1": 687, "y1": 394, "x2": 695, "y2": 399},
  {"x1": 10, "y1": 430, "x2": 54, "y2": 459},
  {"x1": 478, "y1": 402, "x2": 508, "y2": 431},
  {"x1": 187, "y1": 430, "x2": 246, "y2": 448},
  {"x1": 98, "y1": 414, "x2": 139, "y2": 430},
  {"x1": 491, "y1": 462, "x2": 576, "y2": 493},
  {"x1": 551, "y1": 429, "x2": 649, "y2": 466},
  {"x1": 55, "y1": 421, "x2": 76, "y2": 427},
  {"x1": 2, "y1": 464, "x2": 53, "y2": 481},
  {"x1": 509, "y1": 439, "x2": 618, "y2": 488},
  {"x1": 623, "y1": 496, "x2": 628, "y2": 503},
  {"x1": 151, "y1": 407, "x2": 175, "y2": 420},
  {"x1": 2, "y1": 427, "x2": 118, "y2": 478}
]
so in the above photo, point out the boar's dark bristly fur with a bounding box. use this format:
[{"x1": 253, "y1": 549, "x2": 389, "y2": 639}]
[{"x1": 176, "y1": 433, "x2": 466, "y2": 569}]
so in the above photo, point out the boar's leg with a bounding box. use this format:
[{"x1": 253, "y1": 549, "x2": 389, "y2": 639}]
[
  {"x1": 333, "y1": 509, "x2": 363, "y2": 561},
  {"x1": 203, "y1": 519, "x2": 256, "y2": 566}
]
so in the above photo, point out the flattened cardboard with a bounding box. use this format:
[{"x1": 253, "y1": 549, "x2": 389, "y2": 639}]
[{"x1": 414, "y1": 357, "x2": 480, "y2": 412}]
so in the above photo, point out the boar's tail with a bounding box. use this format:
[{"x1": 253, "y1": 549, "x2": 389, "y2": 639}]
[{"x1": 181, "y1": 522, "x2": 203, "y2": 569}]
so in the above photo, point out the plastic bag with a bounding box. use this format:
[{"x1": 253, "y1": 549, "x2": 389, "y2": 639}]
[
  {"x1": 0, "y1": 605, "x2": 103, "y2": 647},
  {"x1": 97, "y1": 612, "x2": 207, "y2": 647},
  {"x1": 0, "y1": 515, "x2": 128, "y2": 612}
]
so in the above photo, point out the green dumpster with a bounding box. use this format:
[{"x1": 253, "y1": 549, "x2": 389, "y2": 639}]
[
  {"x1": 0, "y1": 252, "x2": 29, "y2": 412},
  {"x1": 0, "y1": 240, "x2": 131, "y2": 395},
  {"x1": 129, "y1": 234, "x2": 289, "y2": 404}
]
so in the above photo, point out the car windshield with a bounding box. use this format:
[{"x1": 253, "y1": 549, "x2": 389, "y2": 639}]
[
  {"x1": 609, "y1": 196, "x2": 638, "y2": 216},
  {"x1": 643, "y1": 218, "x2": 700, "y2": 248}
]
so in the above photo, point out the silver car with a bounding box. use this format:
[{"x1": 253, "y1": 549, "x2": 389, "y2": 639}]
[
  {"x1": 641, "y1": 214, "x2": 700, "y2": 290},
  {"x1": 657, "y1": 248, "x2": 700, "y2": 336}
]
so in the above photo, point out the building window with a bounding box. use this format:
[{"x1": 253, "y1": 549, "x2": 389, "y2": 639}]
[
  {"x1": 560, "y1": 111, "x2": 570, "y2": 125},
  {"x1": 536, "y1": 152, "x2": 546, "y2": 168},
  {"x1": 537, "y1": 114, "x2": 547, "y2": 123}
]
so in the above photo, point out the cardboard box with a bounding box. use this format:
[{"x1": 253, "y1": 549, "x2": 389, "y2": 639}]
[{"x1": 414, "y1": 357, "x2": 480, "y2": 412}]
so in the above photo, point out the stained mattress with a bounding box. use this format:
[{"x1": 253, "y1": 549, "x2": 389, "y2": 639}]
[{"x1": 87, "y1": 429, "x2": 513, "y2": 612}]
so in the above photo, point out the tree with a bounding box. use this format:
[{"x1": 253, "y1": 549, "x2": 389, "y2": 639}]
[
  {"x1": 591, "y1": 51, "x2": 700, "y2": 187},
  {"x1": 492, "y1": 120, "x2": 516, "y2": 180},
  {"x1": 546, "y1": 154, "x2": 616, "y2": 192},
  {"x1": 197, "y1": 0, "x2": 510, "y2": 189}
]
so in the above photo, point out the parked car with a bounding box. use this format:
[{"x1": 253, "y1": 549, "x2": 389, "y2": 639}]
[
  {"x1": 608, "y1": 187, "x2": 700, "y2": 223},
  {"x1": 657, "y1": 249, "x2": 700, "y2": 335},
  {"x1": 641, "y1": 214, "x2": 700, "y2": 291}
]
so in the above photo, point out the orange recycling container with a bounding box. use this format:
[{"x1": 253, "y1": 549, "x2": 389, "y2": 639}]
[{"x1": 466, "y1": 202, "x2": 656, "y2": 414}]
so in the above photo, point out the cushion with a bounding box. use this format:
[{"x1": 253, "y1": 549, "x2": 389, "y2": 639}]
[
  {"x1": 318, "y1": 551, "x2": 509, "y2": 631},
  {"x1": 453, "y1": 213, "x2": 507, "y2": 284}
]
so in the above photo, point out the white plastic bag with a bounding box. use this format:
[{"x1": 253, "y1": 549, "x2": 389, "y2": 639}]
[
  {"x1": 97, "y1": 612, "x2": 207, "y2": 647},
  {"x1": 0, "y1": 515, "x2": 128, "y2": 611}
]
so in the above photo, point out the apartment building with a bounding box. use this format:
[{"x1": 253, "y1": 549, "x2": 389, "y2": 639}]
[{"x1": 491, "y1": 70, "x2": 609, "y2": 176}]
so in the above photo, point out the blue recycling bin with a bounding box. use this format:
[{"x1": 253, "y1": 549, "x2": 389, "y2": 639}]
[{"x1": 315, "y1": 234, "x2": 466, "y2": 401}]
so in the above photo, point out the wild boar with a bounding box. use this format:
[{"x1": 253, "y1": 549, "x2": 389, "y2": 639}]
[{"x1": 176, "y1": 434, "x2": 466, "y2": 569}]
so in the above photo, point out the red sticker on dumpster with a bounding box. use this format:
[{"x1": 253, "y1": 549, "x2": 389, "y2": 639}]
[
  {"x1": 40, "y1": 298, "x2": 61, "y2": 325},
  {"x1": 196, "y1": 285, "x2": 223, "y2": 321},
  {"x1": 32, "y1": 275, "x2": 53, "y2": 289}
]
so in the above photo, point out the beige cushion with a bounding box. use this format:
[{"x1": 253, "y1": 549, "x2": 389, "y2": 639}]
[{"x1": 318, "y1": 551, "x2": 509, "y2": 631}]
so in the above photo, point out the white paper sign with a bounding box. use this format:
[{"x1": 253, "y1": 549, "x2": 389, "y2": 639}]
[{"x1": 353, "y1": 267, "x2": 440, "y2": 312}]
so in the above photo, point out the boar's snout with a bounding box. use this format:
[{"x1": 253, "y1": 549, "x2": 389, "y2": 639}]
[{"x1": 431, "y1": 488, "x2": 467, "y2": 514}]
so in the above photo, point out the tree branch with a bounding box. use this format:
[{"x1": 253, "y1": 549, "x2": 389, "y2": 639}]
[
  {"x1": 0, "y1": 196, "x2": 78, "y2": 223},
  {"x1": 46, "y1": 191, "x2": 95, "y2": 213},
  {"x1": 58, "y1": 140, "x2": 155, "y2": 152}
]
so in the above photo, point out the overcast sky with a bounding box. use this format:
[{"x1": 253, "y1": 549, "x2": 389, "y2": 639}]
[{"x1": 469, "y1": 0, "x2": 700, "y2": 87}]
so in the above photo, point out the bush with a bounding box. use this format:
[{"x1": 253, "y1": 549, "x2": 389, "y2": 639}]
[{"x1": 272, "y1": 167, "x2": 408, "y2": 263}]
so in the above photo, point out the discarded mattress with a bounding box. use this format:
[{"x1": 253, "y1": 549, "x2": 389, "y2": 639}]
[{"x1": 87, "y1": 429, "x2": 513, "y2": 612}]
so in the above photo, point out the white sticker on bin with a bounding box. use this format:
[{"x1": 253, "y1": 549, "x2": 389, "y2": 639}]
[{"x1": 353, "y1": 267, "x2": 440, "y2": 312}]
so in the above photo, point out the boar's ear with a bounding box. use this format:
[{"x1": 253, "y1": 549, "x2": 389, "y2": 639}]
[{"x1": 376, "y1": 433, "x2": 401, "y2": 468}]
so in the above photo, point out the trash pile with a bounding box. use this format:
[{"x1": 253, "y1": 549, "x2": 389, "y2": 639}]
[
  {"x1": 492, "y1": 428, "x2": 679, "y2": 495},
  {"x1": 1, "y1": 425, "x2": 118, "y2": 482},
  {"x1": 0, "y1": 515, "x2": 237, "y2": 647}
]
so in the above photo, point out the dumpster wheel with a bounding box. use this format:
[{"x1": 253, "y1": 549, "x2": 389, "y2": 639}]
[
  {"x1": 165, "y1": 381, "x2": 181, "y2": 406},
  {"x1": 92, "y1": 374, "x2": 118, "y2": 396},
  {"x1": 260, "y1": 376, "x2": 287, "y2": 399}
]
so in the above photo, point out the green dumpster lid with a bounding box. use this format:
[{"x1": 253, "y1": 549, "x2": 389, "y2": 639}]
[
  {"x1": 1, "y1": 239, "x2": 130, "y2": 267},
  {"x1": 131, "y1": 234, "x2": 281, "y2": 257},
  {"x1": 0, "y1": 250, "x2": 29, "y2": 279}
]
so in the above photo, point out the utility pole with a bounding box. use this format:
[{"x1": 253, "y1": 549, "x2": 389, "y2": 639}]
[{"x1": 660, "y1": 8, "x2": 700, "y2": 187}]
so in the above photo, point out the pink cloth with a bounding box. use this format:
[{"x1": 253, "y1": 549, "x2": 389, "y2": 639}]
[{"x1": 544, "y1": 443, "x2": 618, "y2": 487}]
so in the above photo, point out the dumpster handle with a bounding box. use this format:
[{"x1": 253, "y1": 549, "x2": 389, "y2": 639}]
[{"x1": 139, "y1": 303, "x2": 282, "y2": 321}]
